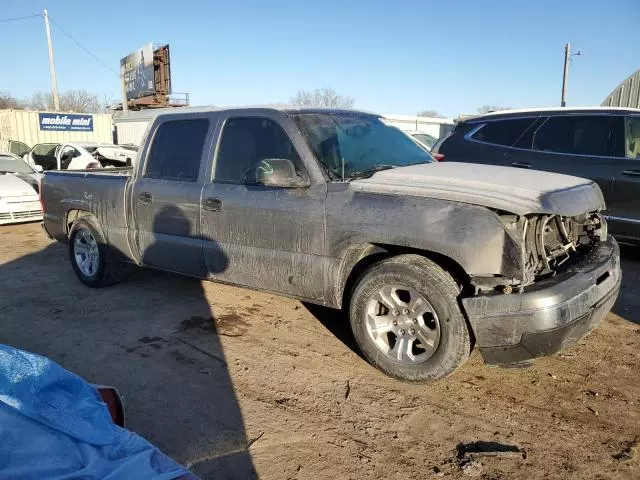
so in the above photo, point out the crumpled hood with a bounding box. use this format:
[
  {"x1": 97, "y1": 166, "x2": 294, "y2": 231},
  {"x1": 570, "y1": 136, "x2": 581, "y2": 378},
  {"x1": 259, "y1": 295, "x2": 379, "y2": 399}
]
[
  {"x1": 95, "y1": 146, "x2": 136, "y2": 164},
  {"x1": 0, "y1": 173, "x2": 38, "y2": 198},
  {"x1": 350, "y1": 162, "x2": 604, "y2": 216}
]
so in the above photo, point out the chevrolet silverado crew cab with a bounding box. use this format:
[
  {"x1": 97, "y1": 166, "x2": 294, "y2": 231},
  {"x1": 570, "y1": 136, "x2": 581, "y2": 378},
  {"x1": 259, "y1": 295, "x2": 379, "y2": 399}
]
[{"x1": 41, "y1": 107, "x2": 621, "y2": 382}]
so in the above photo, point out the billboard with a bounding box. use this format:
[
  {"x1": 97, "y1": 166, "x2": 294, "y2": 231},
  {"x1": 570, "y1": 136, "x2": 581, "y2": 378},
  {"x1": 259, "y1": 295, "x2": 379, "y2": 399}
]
[
  {"x1": 120, "y1": 43, "x2": 155, "y2": 101},
  {"x1": 38, "y1": 113, "x2": 93, "y2": 132}
]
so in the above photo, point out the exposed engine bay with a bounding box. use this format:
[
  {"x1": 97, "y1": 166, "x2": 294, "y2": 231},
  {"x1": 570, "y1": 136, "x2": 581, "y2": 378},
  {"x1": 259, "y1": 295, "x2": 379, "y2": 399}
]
[
  {"x1": 481, "y1": 212, "x2": 607, "y2": 293},
  {"x1": 524, "y1": 212, "x2": 606, "y2": 281}
]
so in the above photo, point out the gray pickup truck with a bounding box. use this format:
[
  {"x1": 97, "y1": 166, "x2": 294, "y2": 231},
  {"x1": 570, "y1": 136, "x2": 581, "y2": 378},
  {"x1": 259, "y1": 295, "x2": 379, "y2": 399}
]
[{"x1": 42, "y1": 107, "x2": 621, "y2": 382}]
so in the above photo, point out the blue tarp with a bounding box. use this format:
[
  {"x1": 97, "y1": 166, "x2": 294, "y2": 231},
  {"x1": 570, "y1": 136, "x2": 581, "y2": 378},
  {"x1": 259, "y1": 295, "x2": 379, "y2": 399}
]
[{"x1": 0, "y1": 344, "x2": 187, "y2": 479}]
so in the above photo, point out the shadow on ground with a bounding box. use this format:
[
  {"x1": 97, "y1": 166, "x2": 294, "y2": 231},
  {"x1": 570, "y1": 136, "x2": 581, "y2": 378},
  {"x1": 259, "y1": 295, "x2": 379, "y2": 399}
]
[
  {"x1": 302, "y1": 303, "x2": 366, "y2": 361},
  {"x1": 0, "y1": 213, "x2": 258, "y2": 479}
]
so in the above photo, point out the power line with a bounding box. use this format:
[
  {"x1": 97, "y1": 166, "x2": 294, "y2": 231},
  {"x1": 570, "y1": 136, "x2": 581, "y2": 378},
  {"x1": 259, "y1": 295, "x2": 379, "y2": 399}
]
[
  {"x1": 0, "y1": 13, "x2": 41, "y2": 24},
  {"x1": 47, "y1": 15, "x2": 119, "y2": 77}
]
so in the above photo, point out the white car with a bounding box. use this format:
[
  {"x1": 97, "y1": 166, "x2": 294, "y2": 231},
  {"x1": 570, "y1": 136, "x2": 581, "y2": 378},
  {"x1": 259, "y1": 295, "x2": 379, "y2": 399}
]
[
  {"x1": 24, "y1": 142, "x2": 138, "y2": 171},
  {"x1": 408, "y1": 131, "x2": 438, "y2": 150},
  {"x1": 0, "y1": 153, "x2": 43, "y2": 225}
]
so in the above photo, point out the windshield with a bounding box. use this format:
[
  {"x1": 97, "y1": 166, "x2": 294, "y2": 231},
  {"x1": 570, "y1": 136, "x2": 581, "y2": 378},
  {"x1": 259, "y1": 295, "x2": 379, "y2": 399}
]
[
  {"x1": 292, "y1": 113, "x2": 433, "y2": 180},
  {"x1": 0, "y1": 154, "x2": 35, "y2": 174}
]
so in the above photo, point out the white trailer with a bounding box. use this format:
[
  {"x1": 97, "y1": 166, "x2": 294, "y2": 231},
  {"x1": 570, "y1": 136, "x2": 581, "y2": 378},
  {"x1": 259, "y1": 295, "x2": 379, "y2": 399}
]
[
  {"x1": 382, "y1": 114, "x2": 454, "y2": 139},
  {"x1": 0, "y1": 109, "x2": 113, "y2": 153}
]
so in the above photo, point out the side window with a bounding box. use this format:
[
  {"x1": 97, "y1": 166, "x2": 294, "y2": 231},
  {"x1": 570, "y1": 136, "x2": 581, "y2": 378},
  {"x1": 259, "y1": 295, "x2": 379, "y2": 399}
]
[
  {"x1": 214, "y1": 117, "x2": 302, "y2": 184},
  {"x1": 626, "y1": 116, "x2": 640, "y2": 159},
  {"x1": 512, "y1": 117, "x2": 547, "y2": 149},
  {"x1": 471, "y1": 118, "x2": 537, "y2": 146},
  {"x1": 532, "y1": 115, "x2": 624, "y2": 157},
  {"x1": 145, "y1": 119, "x2": 209, "y2": 181}
]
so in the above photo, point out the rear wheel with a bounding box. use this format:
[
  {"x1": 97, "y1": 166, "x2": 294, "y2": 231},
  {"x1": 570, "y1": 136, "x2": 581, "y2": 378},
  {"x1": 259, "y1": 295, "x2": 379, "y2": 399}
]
[
  {"x1": 349, "y1": 254, "x2": 471, "y2": 382},
  {"x1": 68, "y1": 217, "x2": 128, "y2": 287}
]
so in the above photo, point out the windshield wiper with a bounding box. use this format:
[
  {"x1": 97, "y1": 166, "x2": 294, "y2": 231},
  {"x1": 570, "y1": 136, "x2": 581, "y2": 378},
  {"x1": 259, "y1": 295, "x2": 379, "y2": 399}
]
[{"x1": 348, "y1": 164, "x2": 397, "y2": 180}]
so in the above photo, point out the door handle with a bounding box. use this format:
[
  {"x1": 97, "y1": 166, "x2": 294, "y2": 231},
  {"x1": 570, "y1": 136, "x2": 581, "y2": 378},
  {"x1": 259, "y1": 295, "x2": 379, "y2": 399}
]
[
  {"x1": 622, "y1": 169, "x2": 640, "y2": 177},
  {"x1": 511, "y1": 162, "x2": 531, "y2": 169},
  {"x1": 203, "y1": 197, "x2": 222, "y2": 212},
  {"x1": 137, "y1": 192, "x2": 152, "y2": 204}
]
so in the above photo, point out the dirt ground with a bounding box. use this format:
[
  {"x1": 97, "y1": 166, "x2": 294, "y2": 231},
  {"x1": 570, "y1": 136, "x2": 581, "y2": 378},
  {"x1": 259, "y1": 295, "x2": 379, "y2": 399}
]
[{"x1": 1, "y1": 222, "x2": 639, "y2": 480}]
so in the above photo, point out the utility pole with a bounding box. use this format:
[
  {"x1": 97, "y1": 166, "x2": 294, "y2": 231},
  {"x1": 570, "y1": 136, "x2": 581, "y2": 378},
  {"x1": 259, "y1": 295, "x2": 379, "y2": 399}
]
[
  {"x1": 43, "y1": 9, "x2": 60, "y2": 111},
  {"x1": 561, "y1": 42, "x2": 570, "y2": 107},
  {"x1": 121, "y1": 75, "x2": 128, "y2": 112},
  {"x1": 560, "y1": 43, "x2": 581, "y2": 107}
]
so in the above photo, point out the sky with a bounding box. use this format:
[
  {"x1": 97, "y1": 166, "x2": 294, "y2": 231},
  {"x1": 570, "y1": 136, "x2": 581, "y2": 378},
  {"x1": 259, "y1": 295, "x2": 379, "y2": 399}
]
[{"x1": 0, "y1": 0, "x2": 638, "y2": 117}]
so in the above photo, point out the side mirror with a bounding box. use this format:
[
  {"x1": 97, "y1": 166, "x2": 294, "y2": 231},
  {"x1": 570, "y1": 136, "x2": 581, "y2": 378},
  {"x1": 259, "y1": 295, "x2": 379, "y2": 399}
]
[
  {"x1": 33, "y1": 164, "x2": 43, "y2": 173},
  {"x1": 247, "y1": 159, "x2": 309, "y2": 188}
]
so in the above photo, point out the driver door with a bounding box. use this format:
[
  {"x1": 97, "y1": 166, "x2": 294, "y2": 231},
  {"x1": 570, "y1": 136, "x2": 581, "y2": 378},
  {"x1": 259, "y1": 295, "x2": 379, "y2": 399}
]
[
  {"x1": 200, "y1": 113, "x2": 326, "y2": 300},
  {"x1": 58, "y1": 145, "x2": 78, "y2": 169}
]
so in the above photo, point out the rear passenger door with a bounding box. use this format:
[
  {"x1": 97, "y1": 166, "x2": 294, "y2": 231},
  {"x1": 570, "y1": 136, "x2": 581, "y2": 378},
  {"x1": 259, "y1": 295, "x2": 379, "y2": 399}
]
[
  {"x1": 609, "y1": 114, "x2": 640, "y2": 239},
  {"x1": 508, "y1": 114, "x2": 622, "y2": 217},
  {"x1": 131, "y1": 116, "x2": 215, "y2": 277},
  {"x1": 200, "y1": 113, "x2": 326, "y2": 300}
]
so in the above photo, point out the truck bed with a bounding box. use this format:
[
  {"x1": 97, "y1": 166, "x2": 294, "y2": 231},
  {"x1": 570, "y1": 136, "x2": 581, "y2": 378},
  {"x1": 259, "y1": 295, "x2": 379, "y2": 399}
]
[{"x1": 41, "y1": 168, "x2": 132, "y2": 247}]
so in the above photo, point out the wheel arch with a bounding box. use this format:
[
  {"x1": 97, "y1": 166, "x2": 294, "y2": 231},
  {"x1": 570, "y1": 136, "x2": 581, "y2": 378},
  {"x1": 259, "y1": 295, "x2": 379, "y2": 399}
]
[
  {"x1": 337, "y1": 243, "x2": 472, "y2": 310},
  {"x1": 65, "y1": 209, "x2": 98, "y2": 236}
]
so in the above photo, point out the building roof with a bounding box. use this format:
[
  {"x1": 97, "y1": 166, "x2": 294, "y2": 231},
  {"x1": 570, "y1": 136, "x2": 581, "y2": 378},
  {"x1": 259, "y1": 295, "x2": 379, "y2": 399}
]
[{"x1": 602, "y1": 68, "x2": 640, "y2": 108}]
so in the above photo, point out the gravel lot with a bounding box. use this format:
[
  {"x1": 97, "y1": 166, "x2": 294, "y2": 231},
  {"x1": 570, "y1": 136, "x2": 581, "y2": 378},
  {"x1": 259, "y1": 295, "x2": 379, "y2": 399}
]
[{"x1": 1, "y1": 222, "x2": 639, "y2": 479}]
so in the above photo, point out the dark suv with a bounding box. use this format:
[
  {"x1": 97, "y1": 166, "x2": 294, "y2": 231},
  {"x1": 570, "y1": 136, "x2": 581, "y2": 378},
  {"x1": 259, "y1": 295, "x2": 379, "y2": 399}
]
[{"x1": 433, "y1": 108, "x2": 640, "y2": 242}]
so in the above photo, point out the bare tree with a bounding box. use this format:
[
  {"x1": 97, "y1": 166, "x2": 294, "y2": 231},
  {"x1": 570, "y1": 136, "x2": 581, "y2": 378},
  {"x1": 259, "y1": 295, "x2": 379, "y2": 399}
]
[
  {"x1": 290, "y1": 87, "x2": 354, "y2": 109},
  {"x1": 59, "y1": 90, "x2": 102, "y2": 113},
  {"x1": 0, "y1": 92, "x2": 23, "y2": 109},
  {"x1": 477, "y1": 105, "x2": 510, "y2": 114},
  {"x1": 24, "y1": 90, "x2": 102, "y2": 113},
  {"x1": 24, "y1": 92, "x2": 52, "y2": 111},
  {"x1": 417, "y1": 110, "x2": 445, "y2": 118}
]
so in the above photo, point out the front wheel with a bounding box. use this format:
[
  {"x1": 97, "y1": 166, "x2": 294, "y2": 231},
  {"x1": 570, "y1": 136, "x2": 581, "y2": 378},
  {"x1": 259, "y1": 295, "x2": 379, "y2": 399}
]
[
  {"x1": 68, "y1": 217, "x2": 128, "y2": 287},
  {"x1": 349, "y1": 254, "x2": 471, "y2": 382}
]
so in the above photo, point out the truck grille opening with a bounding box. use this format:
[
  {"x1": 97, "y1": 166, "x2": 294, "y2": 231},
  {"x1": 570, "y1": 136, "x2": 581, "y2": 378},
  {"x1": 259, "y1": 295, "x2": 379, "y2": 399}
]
[{"x1": 524, "y1": 212, "x2": 605, "y2": 279}]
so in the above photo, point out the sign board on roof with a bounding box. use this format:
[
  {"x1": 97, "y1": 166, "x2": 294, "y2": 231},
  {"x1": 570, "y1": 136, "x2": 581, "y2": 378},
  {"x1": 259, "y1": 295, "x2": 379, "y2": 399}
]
[
  {"x1": 120, "y1": 43, "x2": 155, "y2": 101},
  {"x1": 38, "y1": 113, "x2": 94, "y2": 132}
]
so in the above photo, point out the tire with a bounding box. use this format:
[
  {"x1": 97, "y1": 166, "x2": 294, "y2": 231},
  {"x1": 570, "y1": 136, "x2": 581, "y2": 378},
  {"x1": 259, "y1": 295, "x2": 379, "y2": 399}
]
[
  {"x1": 349, "y1": 254, "x2": 471, "y2": 382},
  {"x1": 68, "y1": 217, "x2": 128, "y2": 287}
]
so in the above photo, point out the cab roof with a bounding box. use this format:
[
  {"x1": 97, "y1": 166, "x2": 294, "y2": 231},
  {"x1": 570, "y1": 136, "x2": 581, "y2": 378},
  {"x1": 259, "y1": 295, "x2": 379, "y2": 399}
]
[{"x1": 114, "y1": 105, "x2": 378, "y2": 123}]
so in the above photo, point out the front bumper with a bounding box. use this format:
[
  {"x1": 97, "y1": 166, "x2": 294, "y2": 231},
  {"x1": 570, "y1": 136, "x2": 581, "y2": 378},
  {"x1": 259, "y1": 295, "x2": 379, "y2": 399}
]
[
  {"x1": 0, "y1": 198, "x2": 42, "y2": 225},
  {"x1": 0, "y1": 210, "x2": 43, "y2": 225},
  {"x1": 462, "y1": 236, "x2": 621, "y2": 365}
]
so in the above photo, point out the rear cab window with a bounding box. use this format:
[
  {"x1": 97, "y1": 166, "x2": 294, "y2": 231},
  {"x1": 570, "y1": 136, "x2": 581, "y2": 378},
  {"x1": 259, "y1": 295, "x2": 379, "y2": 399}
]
[{"x1": 144, "y1": 119, "x2": 210, "y2": 181}]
